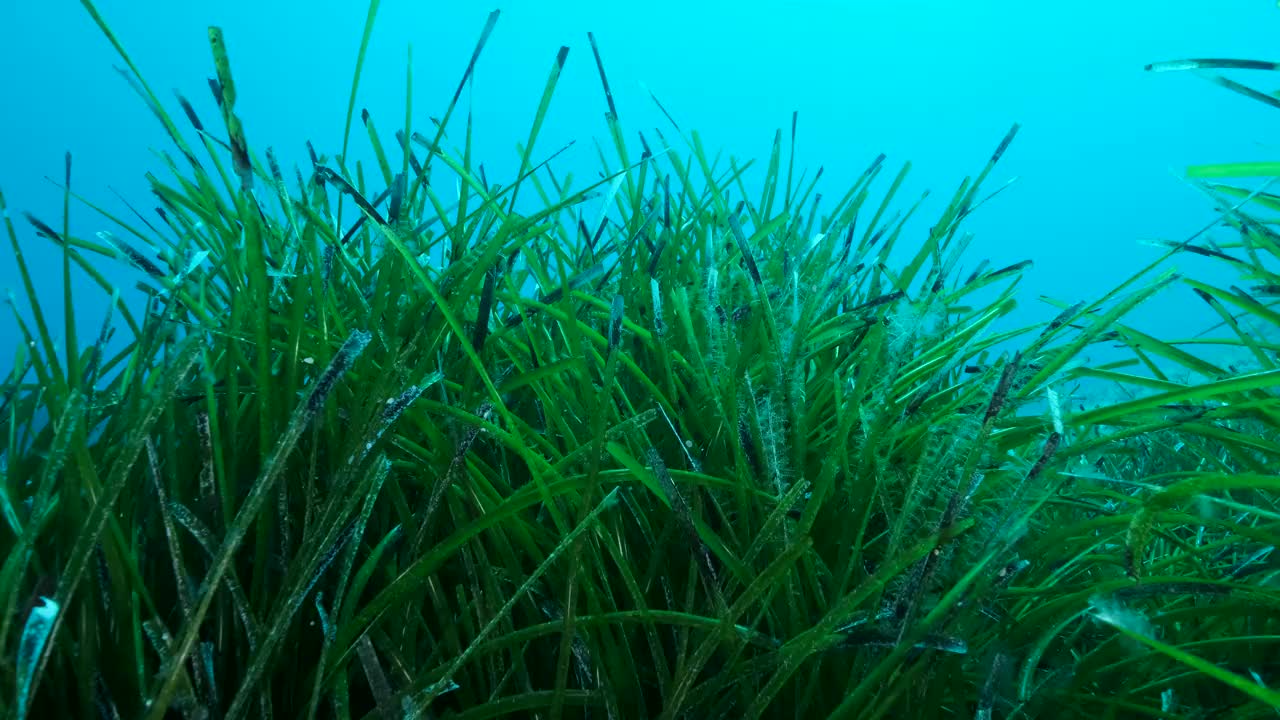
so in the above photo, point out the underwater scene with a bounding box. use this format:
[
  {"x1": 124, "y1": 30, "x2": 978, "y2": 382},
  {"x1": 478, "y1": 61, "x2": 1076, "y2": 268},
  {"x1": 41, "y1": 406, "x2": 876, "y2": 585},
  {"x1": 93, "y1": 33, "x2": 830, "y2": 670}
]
[{"x1": 2, "y1": 0, "x2": 1279, "y2": 717}]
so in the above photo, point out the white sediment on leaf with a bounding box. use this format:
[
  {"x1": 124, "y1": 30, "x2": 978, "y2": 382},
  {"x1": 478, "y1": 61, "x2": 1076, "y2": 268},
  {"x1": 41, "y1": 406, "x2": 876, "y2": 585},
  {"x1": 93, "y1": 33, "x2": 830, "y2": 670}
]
[
  {"x1": 16, "y1": 597, "x2": 59, "y2": 720},
  {"x1": 1089, "y1": 593, "x2": 1155, "y2": 640},
  {"x1": 1047, "y1": 387, "x2": 1063, "y2": 435}
]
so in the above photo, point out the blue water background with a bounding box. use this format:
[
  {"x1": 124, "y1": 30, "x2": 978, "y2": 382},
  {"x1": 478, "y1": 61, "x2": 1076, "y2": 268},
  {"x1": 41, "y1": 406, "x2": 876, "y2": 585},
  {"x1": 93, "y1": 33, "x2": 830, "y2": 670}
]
[{"x1": 1, "y1": 0, "x2": 1276, "y2": 381}]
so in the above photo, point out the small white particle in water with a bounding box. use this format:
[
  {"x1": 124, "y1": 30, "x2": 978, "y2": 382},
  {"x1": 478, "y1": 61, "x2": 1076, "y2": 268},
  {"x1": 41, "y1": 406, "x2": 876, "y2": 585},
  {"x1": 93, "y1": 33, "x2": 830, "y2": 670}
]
[
  {"x1": 366, "y1": 442, "x2": 373, "y2": 451},
  {"x1": 302, "y1": 357, "x2": 314, "y2": 364}
]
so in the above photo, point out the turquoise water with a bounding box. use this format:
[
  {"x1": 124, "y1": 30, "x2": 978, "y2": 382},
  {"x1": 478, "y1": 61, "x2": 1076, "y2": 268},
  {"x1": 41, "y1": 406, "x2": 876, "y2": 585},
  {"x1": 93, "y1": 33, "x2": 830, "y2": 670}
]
[{"x1": 1, "y1": 0, "x2": 1275, "y2": 371}]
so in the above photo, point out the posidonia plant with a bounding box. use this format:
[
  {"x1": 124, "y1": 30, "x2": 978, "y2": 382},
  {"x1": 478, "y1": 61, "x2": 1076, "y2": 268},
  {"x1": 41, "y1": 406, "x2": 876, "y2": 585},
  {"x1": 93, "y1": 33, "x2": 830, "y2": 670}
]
[{"x1": 1, "y1": 3, "x2": 1278, "y2": 719}]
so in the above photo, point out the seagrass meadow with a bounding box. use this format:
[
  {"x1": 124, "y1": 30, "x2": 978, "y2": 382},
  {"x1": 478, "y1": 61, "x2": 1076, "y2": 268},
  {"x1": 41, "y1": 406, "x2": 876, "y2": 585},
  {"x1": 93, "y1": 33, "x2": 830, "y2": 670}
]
[{"x1": 3, "y1": 2, "x2": 1280, "y2": 718}]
